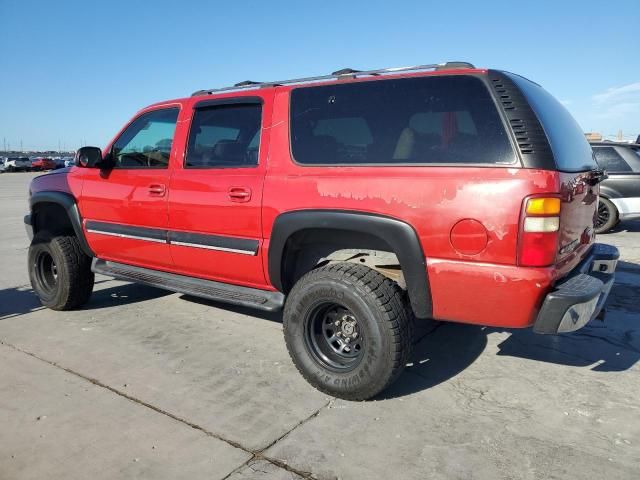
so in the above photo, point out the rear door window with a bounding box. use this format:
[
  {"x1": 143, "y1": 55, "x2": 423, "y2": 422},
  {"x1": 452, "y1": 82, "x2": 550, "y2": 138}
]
[
  {"x1": 186, "y1": 103, "x2": 262, "y2": 168},
  {"x1": 290, "y1": 75, "x2": 515, "y2": 165},
  {"x1": 593, "y1": 146, "x2": 632, "y2": 172}
]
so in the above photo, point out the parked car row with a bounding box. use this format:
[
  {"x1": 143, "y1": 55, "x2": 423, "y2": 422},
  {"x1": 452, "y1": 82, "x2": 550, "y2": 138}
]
[{"x1": 0, "y1": 156, "x2": 75, "y2": 173}]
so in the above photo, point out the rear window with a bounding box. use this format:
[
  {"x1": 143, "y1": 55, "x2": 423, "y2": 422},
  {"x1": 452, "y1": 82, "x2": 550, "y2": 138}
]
[
  {"x1": 505, "y1": 73, "x2": 597, "y2": 172},
  {"x1": 290, "y1": 75, "x2": 515, "y2": 165},
  {"x1": 593, "y1": 146, "x2": 632, "y2": 172}
]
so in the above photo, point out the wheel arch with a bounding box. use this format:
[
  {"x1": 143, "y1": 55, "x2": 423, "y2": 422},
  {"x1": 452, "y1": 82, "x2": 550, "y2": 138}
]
[
  {"x1": 599, "y1": 185, "x2": 620, "y2": 199},
  {"x1": 29, "y1": 191, "x2": 94, "y2": 257},
  {"x1": 268, "y1": 210, "x2": 432, "y2": 318}
]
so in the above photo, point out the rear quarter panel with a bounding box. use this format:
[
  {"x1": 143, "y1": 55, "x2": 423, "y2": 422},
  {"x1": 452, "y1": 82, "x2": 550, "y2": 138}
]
[{"x1": 263, "y1": 89, "x2": 559, "y2": 268}]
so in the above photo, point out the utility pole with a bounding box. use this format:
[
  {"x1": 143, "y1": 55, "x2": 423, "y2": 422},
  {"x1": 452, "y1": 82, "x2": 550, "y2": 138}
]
[
  {"x1": 20, "y1": 140, "x2": 23, "y2": 152},
  {"x1": 2, "y1": 137, "x2": 5, "y2": 152}
]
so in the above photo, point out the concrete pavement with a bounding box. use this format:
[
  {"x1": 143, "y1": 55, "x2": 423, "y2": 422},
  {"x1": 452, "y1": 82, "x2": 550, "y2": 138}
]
[{"x1": 1, "y1": 172, "x2": 639, "y2": 479}]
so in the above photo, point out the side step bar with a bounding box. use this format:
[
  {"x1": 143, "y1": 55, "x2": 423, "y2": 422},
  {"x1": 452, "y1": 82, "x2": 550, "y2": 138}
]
[{"x1": 92, "y1": 259, "x2": 285, "y2": 312}]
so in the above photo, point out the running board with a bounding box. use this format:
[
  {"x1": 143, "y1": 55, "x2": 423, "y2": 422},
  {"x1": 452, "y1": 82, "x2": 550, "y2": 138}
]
[{"x1": 91, "y1": 259, "x2": 285, "y2": 311}]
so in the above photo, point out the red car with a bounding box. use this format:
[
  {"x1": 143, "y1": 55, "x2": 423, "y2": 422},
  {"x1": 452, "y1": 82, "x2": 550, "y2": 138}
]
[
  {"x1": 24, "y1": 61, "x2": 618, "y2": 400},
  {"x1": 31, "y1": 157, "x2": 57, "y2": 171}
]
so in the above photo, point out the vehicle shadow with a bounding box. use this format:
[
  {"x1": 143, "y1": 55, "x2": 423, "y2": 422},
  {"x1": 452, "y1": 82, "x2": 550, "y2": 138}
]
[
  {"x1": 380, "y1": 259, "x2": 640, "y2": 399},
  {"x1": 4, "y1": 257, "x2": 637, "y2": 401},
  {"x1": 602, "y1": 218, "x2": 640, "y2": 234},
  {"x1": 178, "y1": 294, "x2": 284, "y2": 324},
  {"x1": 0, "y1": 280, "x2": 169, "y2": 320}
]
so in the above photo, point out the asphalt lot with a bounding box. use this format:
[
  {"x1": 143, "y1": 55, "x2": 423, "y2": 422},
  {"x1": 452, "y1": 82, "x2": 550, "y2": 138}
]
[{"x1": 1, "y1": 171, "x2": 639, "y2": 480}]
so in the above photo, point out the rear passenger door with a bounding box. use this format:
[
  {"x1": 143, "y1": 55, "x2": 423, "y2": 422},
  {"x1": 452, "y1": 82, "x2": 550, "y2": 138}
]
[
  {"x1": 167, "y1": 93, "x2": 273, "y2": 288},
  {"x1": 594, "y1": 146, "x2": 640, "y2": 198}
]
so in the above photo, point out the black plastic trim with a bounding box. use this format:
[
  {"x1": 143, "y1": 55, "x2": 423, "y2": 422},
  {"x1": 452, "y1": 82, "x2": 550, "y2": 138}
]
[
  {"x1": 84, "y1": 220, "x2": 260, "y2": 255},
  {"x1": 85, "y1": 220, "x2": 167, "y2": 242},
  {"x1": 486, "y1": 70, "x2": 555, "y2": 170},
  {"x1": 92, "y1": 259, "x2": 284, "y2": 311},
  {"x1": 533, "y1": 243, "x2": 619, "y2": 334},
  {"x1": 193, "y1": 96, "x2": 263, "y2": 109},
  {"x1": 29, "y1": 191, "x2": 94, "y2": 257},
  {"x1": 268, "y1": 210, "x2": 432, "y2": 318},
  {"x1": 169, "y1": 231, "x2": 259, "y2": 254}
]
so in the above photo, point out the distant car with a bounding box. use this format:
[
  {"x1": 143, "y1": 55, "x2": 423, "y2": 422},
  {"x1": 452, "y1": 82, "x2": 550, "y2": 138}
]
[
  {"x1": 52, "y1": 158, "x2": 66, "y2": 169},
  {"x1": 591, "y1": 142, "x2": 640, "y2": 233},
  {"x1": 0, "y1": 159, "x2": 6, "y2": 173},
  {"x1": 62, "y1": 156, "x2": 76, "y2": 168},
  {"x1": 31, "y1": 157, "x2": 57, "y2": 171},
  {"x1": 3, "y1": 156, "x2": 31, "y2": 172}
]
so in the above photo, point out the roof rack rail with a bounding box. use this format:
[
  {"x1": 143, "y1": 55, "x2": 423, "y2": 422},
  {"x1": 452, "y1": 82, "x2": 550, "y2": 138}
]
[
  {"x1": 234, "y1": 80, "x2": 261, "y2": 87},
  {"x1": 191, "y1": 61, "x2": 476, "y2": 96}
]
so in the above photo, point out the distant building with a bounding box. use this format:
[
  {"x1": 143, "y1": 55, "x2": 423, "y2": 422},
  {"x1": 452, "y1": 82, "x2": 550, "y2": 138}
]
[{"x1": 585, "y1": 132, "x2": 603, "y2": 142}]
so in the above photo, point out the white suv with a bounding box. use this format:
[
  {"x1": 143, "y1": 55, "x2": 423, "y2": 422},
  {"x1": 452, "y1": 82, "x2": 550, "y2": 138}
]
[{"x1": 3, "y1": 156, "x2": 31, "y2": 172}]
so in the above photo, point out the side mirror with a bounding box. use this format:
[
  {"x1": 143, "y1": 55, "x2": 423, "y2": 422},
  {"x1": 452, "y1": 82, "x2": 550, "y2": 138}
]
[{"x1": 75, "y1": 146, "x2": 103, "y2": 168}]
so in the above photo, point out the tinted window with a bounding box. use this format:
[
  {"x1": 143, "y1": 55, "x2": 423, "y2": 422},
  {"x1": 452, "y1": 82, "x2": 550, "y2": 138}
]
[
  {"x1": 112, "y1": 108, "x2": 179, "y2": 169},
  {"x1": 186, "y1": 103, "x2": 262, "y2": 168},
  {"x1": 290, "y1": 75, "x2": 515, "y2": 165},
  {"x1": 593, "y1": 147, "x2": 632, "y2": 172},
  {"x1": 506, "y1": 73, "x2": 597, "y2": 172}
]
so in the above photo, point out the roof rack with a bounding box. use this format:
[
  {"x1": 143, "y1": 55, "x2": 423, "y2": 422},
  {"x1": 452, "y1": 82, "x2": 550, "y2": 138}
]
[{"x1": 191, "y1": 61, "x2": 476, "y2": 96}]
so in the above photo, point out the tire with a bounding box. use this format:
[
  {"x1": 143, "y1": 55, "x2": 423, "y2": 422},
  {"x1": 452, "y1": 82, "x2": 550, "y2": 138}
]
[
  {"x1": 28, "y1": 232, "x2": 95, "y2": 310},
  {"x1": 283, "y1": 263, "x2": 413, "y2": 400},
  {"x1": 595, "y1": 197, "x2": 618, "y2": 234}
]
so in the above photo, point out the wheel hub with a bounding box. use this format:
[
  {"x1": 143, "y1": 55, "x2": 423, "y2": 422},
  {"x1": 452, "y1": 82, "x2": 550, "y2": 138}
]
[{"x1": 305, "y1": 304, "x2": 365, "y2": 371}]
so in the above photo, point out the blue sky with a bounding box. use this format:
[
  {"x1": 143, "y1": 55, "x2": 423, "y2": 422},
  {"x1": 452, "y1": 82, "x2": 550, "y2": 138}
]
[{"x1": 1, "y1": 0, "x2": 638, "y2": 151}]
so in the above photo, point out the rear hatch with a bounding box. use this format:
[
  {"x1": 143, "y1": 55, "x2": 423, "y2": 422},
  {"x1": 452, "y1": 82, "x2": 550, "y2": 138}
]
[
  {"x1": 503, "y1": 72, "x2": 600, "y2": 277},
  {"x1": 556, "y1": 171, "x2": 598, "y2": 274}
]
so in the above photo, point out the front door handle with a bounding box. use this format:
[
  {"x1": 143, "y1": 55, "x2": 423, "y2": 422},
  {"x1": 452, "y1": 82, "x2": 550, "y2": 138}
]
[
  {"x1": 148, "y1": 183, "x2": 166, "y2": 197},
  {"x1": 228, "y1": 186, "x2": 252, "y2": 203}
]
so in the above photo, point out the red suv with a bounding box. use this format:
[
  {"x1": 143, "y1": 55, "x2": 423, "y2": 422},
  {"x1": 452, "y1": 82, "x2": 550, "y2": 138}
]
[
  {"x1": 31, "y1": 157, "x2": 57, "y2": 171},
  {"x1": 24, "y1": 62, "x2": 618, "y2": 400}
]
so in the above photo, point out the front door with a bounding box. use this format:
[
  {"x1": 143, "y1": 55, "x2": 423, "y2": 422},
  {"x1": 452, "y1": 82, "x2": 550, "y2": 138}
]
[
  {"x1": 167, "y1": 94, "x2": 272, "y2": 288},
  {"x1": 79, "y1": 106, "x2": 181, "y2": 270}
]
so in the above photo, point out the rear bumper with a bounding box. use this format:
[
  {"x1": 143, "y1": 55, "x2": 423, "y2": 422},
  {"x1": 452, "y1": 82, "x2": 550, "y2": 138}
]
[{"x1": 533, "y1": 243, "x2": 619, "y2": 334}]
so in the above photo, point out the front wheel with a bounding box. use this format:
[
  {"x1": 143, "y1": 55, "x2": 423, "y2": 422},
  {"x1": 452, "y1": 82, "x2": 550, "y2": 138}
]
[
  {"x1": 283, "y1": 263, "x2": 413, "y2": 400},
  {"x1": 28, "y1": 232, "x2": 95, "y2": 310},
  {"x1": 595, "y1": 197, "x2": 618, "y2": 234}
]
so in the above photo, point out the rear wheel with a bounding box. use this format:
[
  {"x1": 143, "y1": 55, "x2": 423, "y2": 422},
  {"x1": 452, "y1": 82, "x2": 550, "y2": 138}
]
[
  {"x1": 28, "y1": 232, "x2": 94, "y2": 310},
  {"x1": 283, "y1": 263, "x2": 413, "y2": 400},
  {"x1": 595, "y1": 197, "x2": 618, "y2": 234}
]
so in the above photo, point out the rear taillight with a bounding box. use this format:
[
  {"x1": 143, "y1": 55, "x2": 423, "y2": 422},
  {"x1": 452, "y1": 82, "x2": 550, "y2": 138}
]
[{"x1": 518, "y1": 196, "x2": 560, "y2": 267}]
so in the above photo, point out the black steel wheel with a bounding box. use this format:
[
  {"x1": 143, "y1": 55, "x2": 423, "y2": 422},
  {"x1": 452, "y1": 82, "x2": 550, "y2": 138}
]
[
  {"x1": 33, "y1": 250, "x2": 59, "y2": 296},
  {"x1": 28, "y1": 232, "x2": 94, "y2": 310},
  {"x1": 283, "y1": 263, "x2": 413, "y2": 401},
  {"x1": 305, "y1": 303, "x2": 365, "y2": 372}
]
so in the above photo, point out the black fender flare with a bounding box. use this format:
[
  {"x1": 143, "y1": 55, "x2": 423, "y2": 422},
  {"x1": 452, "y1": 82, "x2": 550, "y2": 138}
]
[
  {"x1": 268, "y1": 210, "x2": 432, "y2": 318},
  {"x1": 29, "y1": 191, "x2": 94, "y2": 257}
]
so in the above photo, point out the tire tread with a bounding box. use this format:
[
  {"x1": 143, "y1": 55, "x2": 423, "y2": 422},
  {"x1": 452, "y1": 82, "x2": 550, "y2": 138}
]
[{"x1": 284, "y1": 262, "x2": 413, "y2": 400}]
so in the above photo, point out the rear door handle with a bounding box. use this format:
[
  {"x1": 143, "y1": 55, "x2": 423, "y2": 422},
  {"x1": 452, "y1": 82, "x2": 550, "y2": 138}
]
[
  {"x1": 228, "y1": 187, "x2": 252, "y2": 203},
  {"x1": 148, "y1": 184, "x2": 166, "y2": 197}
]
